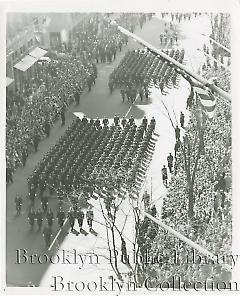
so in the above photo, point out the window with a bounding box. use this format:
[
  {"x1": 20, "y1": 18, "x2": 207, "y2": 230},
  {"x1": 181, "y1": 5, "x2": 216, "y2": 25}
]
[{"x1": 20, "y1": 46, "x2": 25, "y2": 54}]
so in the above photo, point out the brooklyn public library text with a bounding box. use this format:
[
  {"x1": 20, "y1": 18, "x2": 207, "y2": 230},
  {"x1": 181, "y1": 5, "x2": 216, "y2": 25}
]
[{"x1": 15, "y1": 248, "x2": 238, "y2": 269}]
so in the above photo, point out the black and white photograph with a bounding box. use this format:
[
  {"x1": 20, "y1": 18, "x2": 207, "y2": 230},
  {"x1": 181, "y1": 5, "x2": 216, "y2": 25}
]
[{"x1": 1, "y1": 0, "x2": 240, "y2": 294}]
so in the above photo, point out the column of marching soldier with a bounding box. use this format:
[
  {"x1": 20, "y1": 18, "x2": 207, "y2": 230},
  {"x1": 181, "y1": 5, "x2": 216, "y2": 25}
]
[
  {"x1": 108, "y1": 48, "x2": 185, "y2": 102},
  {"x1": 14, "y1": 115, "x2": 157, "y2": 247},
  {"x1": 6, "y1": 13, "x2": 151, "y2": 183}
]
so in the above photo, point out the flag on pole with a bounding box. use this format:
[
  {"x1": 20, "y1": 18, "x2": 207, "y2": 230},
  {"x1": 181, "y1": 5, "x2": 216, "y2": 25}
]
[{"x1": 193, "y1": 86, "x2": 217, "y2": 119}]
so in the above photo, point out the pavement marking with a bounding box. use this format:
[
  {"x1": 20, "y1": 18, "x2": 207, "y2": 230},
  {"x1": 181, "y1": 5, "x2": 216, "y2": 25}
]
[
  {"x1": 124, "y1": 94, "x2": 139, "y2": 118},
  {"x1": 48, "y1": 218, "x2": 68, "y2": 251}
]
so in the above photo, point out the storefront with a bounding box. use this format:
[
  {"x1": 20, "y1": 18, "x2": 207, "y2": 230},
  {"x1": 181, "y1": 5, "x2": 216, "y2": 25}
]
[{"x1": 13, "y1": 55, "x2": 37, "y2": 91}]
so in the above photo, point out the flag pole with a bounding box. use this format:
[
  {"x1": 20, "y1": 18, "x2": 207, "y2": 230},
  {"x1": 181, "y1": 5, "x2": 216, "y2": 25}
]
[{"x1": 111, "y1": 22, "x2": 231, "y2": 103}]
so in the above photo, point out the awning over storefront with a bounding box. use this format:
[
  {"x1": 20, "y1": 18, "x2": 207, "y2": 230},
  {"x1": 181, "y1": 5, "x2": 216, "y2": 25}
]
[
  {"x1": 14, "y1": 55, "x2": 37, "y2": 72},
  {"x1": 29, "y1": 47, "x2": 47, "y2": 60},
  {"x1": 6, "y1": 77, "x2": 14, "y2": 87}
]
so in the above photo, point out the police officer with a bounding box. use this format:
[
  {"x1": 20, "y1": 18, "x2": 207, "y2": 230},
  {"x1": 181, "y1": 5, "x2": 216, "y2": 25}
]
[
  {"x1": 36, "y1": 209, "x2": 44, "y2": 230},
  {"x1": 175, "y1": 125, "x2": 180, "y2": 141},
  {"x1": 162, "y1": 165, "x2": 168, "y2": 187},
  {"x1": 180, "y1": 112, "x2": 185, "y2": 128},
  {"x1": 46, "y1": 208, "x2": 54, "y2": 228},
  {"x1": 57, "y1": 208, "x2": 65, "y2": 228},
  {"x1": 15, "y1": 195, "x2": 23, "y2": 215},
  {"x1": 86, "y1": 208, "x2": 94, "y2": 231},
  {"x1": 167, "y1": 153, "x2": 174, "y2": 173}
]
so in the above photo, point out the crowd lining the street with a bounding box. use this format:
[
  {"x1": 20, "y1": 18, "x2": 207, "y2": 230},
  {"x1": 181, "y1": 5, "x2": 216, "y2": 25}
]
[{"x1": 6, "y1": 13, "x2": 149, "y2": 179}]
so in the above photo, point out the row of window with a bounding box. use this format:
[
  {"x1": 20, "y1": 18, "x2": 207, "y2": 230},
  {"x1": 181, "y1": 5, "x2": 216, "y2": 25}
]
[{"x1": 12, "y1": 39, "x2": 34, "y2": 61}]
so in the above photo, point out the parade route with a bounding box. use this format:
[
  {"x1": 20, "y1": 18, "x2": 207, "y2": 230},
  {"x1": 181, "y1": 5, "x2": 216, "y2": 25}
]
[{"x1": 6, "y1": 13, "x2": 211, "y2": 287}]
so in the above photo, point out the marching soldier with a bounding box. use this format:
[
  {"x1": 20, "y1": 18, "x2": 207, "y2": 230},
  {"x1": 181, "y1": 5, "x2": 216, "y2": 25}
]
[
  {"x1": 68, "y1": 210, "x2": 75, "y2": 232},
  {"x1": 77, "y1": 209, "x2": 85, "y2": 231},
  {"x1": 41, "y1": 195, "x2": 48, "y2": 213},
  {"x1": 29, "y1": 184, "x2": 36, "y2": 207},
  {"x1": 43, "y1": 225, "x2": 52, "y2": 248},
  {"x1": 36, "y1": 209, "x2": 44, "y2": 230},
  {"x1": 57, "y1": 208, "x2": 65, "y2": 228},
  {"x1": 46, "y1": 208, "x2": 54, "y2": 228},
  {"x1": 28, "y1": 208, "x2": 36, "y2": 230}
]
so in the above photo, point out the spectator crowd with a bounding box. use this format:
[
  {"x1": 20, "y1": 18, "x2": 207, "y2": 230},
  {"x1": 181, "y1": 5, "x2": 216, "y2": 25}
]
[{"x1": 6, "y1": 13, "x2": 149, "y2": 180}]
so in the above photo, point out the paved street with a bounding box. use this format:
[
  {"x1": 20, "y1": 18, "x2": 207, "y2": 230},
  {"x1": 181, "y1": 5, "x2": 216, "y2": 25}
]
[{"x1": 6, "y1": 13, "x2": 210, "y2": 287}]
